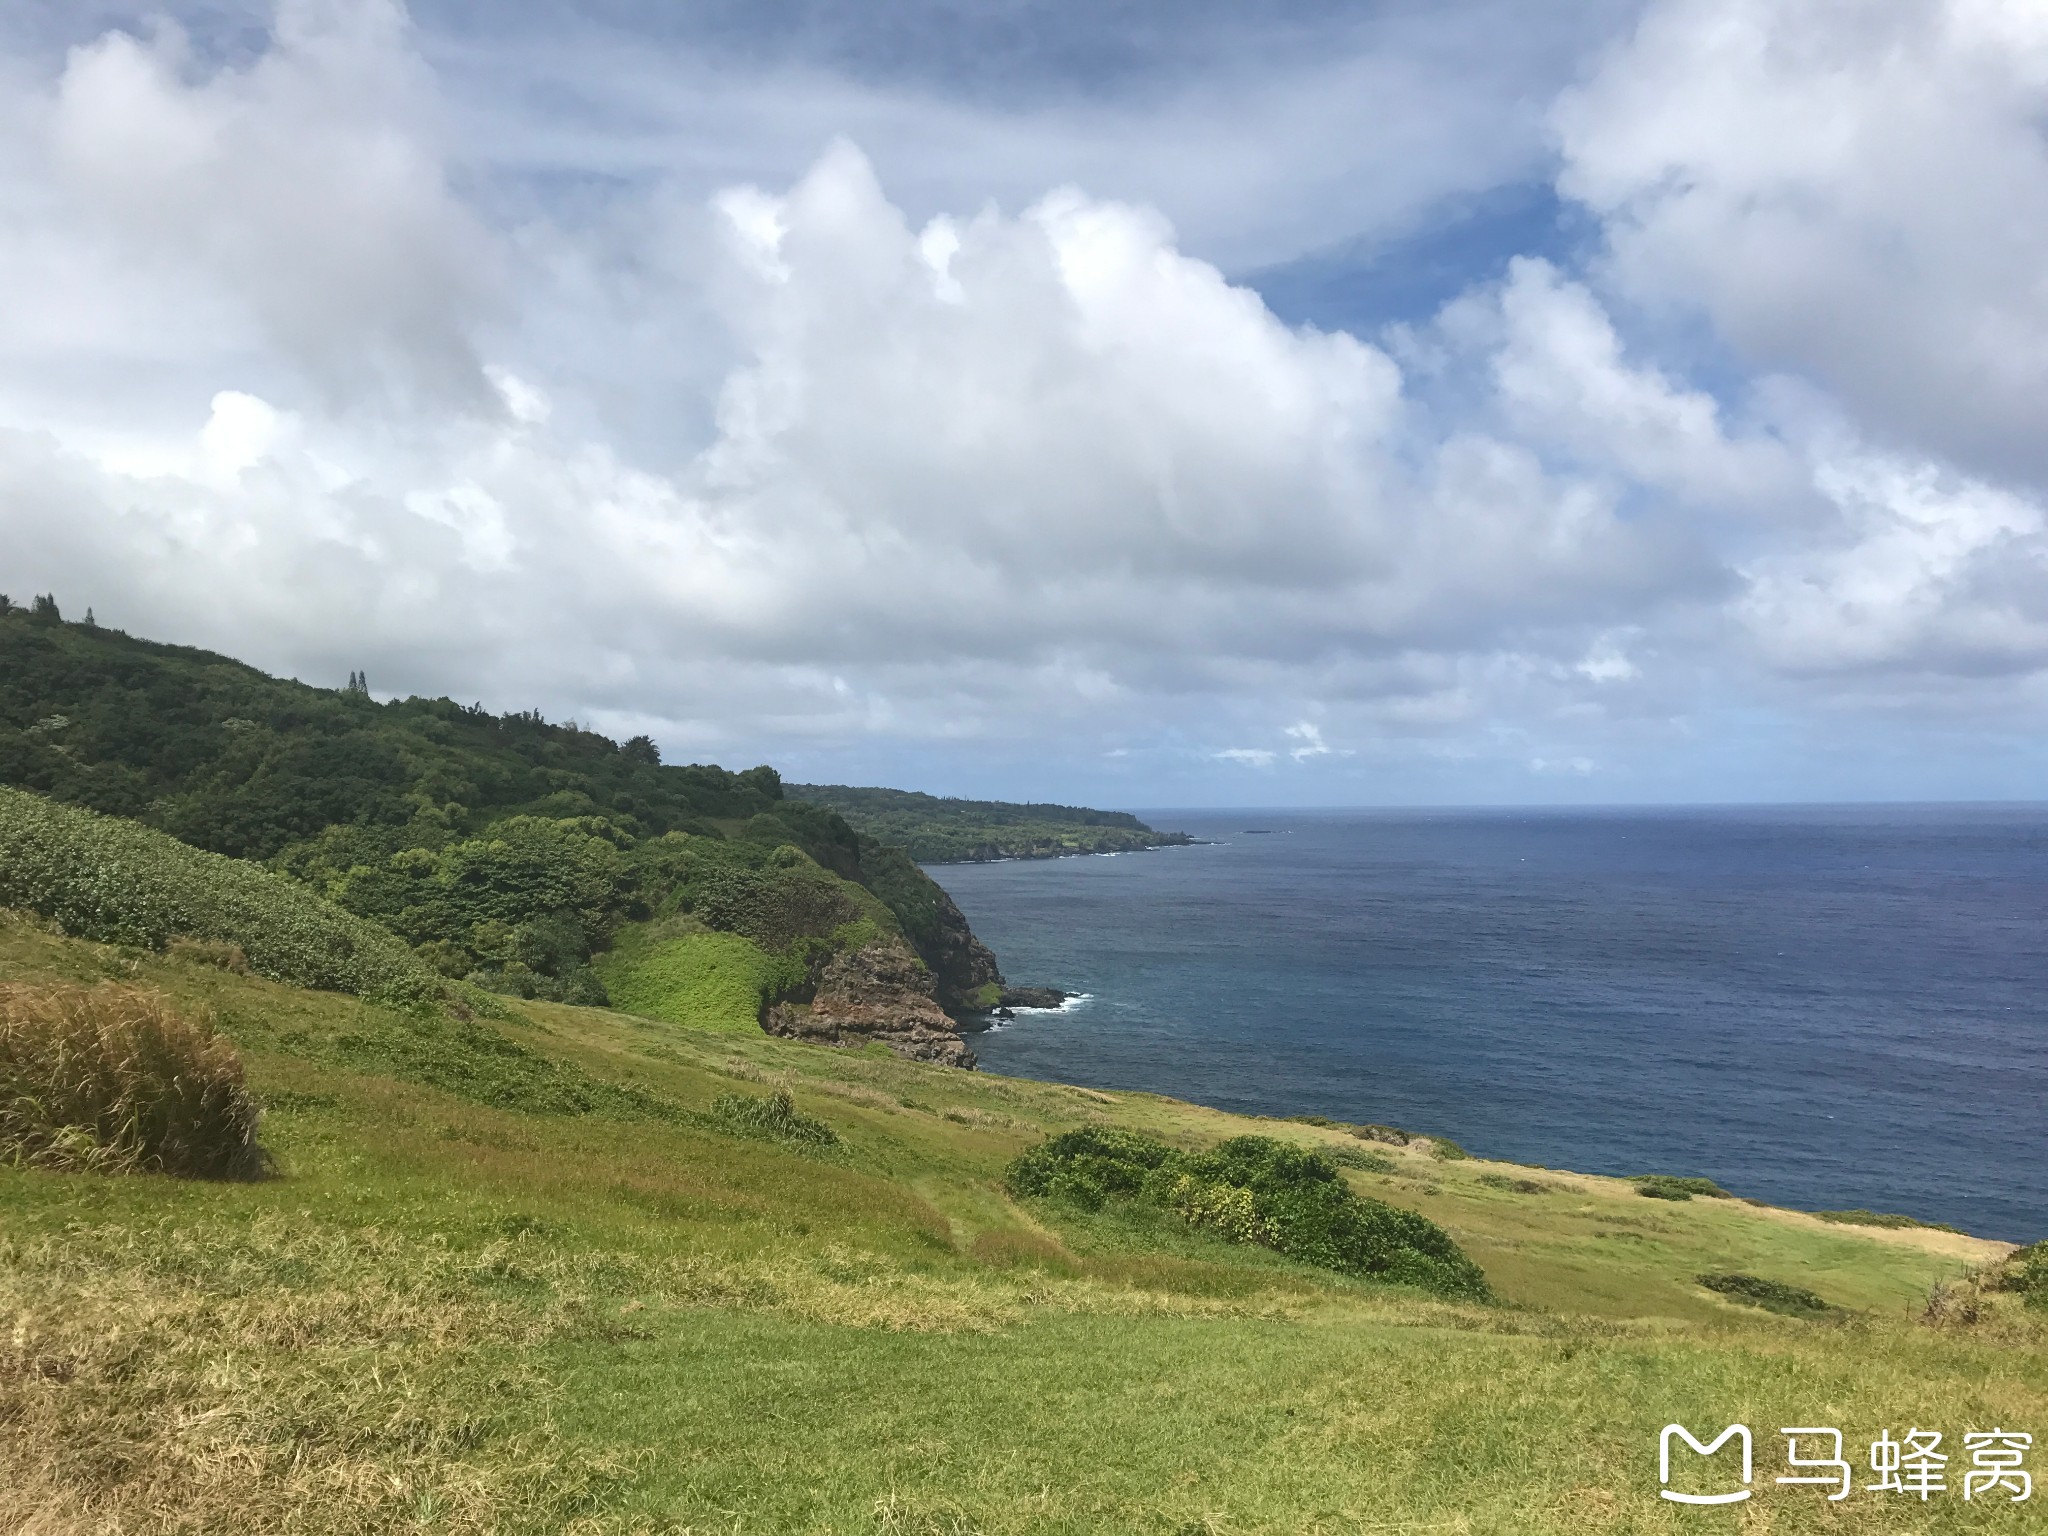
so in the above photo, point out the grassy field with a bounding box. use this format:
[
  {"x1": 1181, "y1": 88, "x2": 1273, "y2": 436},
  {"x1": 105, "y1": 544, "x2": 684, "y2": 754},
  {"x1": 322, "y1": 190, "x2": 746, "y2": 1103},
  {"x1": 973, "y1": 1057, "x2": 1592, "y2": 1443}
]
[{"x1": 2, "y1": 907, "x2": 2041, "y2": 1534}]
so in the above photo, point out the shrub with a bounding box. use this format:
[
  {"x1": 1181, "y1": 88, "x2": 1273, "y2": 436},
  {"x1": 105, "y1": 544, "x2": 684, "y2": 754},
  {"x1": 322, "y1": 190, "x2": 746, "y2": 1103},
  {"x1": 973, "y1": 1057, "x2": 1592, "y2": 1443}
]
[
  {"x1": 1990, "y1": 1242, "x2": 2048, "y2": 1310},
  {"x1": 1006, "y1": 1129, "x2": 1491, "y2": 1301},
  {"x1": 706, "y1": 1089, "x2": 837, "y2": 1150},
  {"x1": 1477, "y1": 1173, "x2": 1549, "y2": 1194},
  {"x1": 1635, "y1": 1175, "x2": 1732, "y2": 1202},
  {"x1": 0, "y1": 787, "x2": 438, "y2": 1008},
  {"x1": 1349, "y1": 1123, "x2": 1411, "y2": 1146},
  {"x1": 1328, "y1": 1145, "x2": 1397, "y2": 1174},
  {"x1": 167, "y1": 937, "x2": 251, "y2": 974},
  {"x1": 1697, "y1": 1272, "x2": 1836, "y2": 1318},
  {"x1": 1428, "y1": 1137, "x2": 1470, "y2": 1161},
  {"x1": 1005, "y1": 1126, "x2": 1176, "y2": 1210},
  {"x1": 0, "y1": 984, "x2": 267, "y2": 1178}
]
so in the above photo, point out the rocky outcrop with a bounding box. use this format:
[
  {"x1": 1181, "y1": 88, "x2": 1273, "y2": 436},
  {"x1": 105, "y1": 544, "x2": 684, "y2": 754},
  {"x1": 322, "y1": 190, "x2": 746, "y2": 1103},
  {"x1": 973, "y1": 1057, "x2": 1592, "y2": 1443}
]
[
  {"x1": 997, "y1": 985, "x2": 1068, "y2": 1011},
  {"x1": 846, "y1": 838, "x2": 1002, "y2": 1014},
  {"x1": 762, "y1": 941, "x2": 975, "y2": 1068}
]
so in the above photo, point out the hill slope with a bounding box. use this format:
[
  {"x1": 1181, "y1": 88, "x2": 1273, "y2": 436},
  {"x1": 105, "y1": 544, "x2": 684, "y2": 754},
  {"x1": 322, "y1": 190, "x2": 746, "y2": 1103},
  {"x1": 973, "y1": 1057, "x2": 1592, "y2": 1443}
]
[
  {"x1": 789, "y1": 783, "x2": 1195, "y2": 863},
  {"x1": 2, "y1": 913, "x2": 2036, "y2": 1535},
  {"x1": 0, "y1": 609, "x2": 1000, "y2": 1028}
]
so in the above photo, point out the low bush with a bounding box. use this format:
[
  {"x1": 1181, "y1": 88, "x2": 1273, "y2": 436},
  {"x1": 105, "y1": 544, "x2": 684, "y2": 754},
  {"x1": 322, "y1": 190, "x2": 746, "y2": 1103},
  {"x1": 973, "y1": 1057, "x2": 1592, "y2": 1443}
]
[
  {"x1": 1006, "y1": 1128, "x2": 1491, "y2": 1301},
  {"x1": 0, "y1": 984, "x2": 267, "y2": 1178},
  {"x1": 1328, "y1": 1145, "x2": 1398, "y2": 1174},
  {"x1": 706, "y1": 1089, "x2": 838, "y2": 1150},
  {"x1": 1697, "y1": 1272, "x2": 1836, "y2": 1317},
  {"x1": 1349, "y1": 1123, "x2": 1411, "y2": 1146},
  {"x1": 166, "y1": 937, "x2": 251, "y2": 974},
  {"x1": 1991, "y1": 1242, "x2": 2048, "y2": 1310},
  {"x1": 1477, "y1": 1173, "x2": 1550, "y2": 1194},
  {"x1": 1635, "y1": 1175, "x2": 1732, "y2": 1202},
  {"x1": 0, "y1": 787, "x2": 438, "y2": 1008},
  {"x1": 1428, "y1": 1137, "x2": 1471, "y2": 1162},
  {"x1": 1814, "y1": 1208, "x2": 1961, "y2": 1233}
]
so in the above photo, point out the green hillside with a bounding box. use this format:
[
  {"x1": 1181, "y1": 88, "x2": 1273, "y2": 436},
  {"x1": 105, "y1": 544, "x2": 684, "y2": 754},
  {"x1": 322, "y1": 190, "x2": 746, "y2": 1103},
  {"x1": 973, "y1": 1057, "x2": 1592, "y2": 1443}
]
[
  {"x1": 0, "y1": 609, "x2": 999, "y2": 1017},
  {"x1": 789, "y1": 783, "x2": 1196, "y2": 863},
  {"x1": 2, "y1": 913, "x2": 2039, "y2": 1534}
]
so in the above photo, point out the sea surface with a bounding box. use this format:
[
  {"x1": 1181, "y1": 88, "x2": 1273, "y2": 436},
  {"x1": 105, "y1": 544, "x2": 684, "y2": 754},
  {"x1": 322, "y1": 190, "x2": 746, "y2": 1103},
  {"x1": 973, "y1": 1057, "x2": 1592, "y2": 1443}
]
[{"x1": 940, "y1": 807, "x2": 2048, "y2": 1243}]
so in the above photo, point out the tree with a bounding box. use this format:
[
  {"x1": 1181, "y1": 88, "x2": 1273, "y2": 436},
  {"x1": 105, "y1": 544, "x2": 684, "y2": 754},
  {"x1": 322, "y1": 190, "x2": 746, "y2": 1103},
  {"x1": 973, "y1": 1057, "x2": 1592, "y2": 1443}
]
[
  {"x1": 29, "y1": 594, "x2": 60, "y2": 624},
  {"x1": 622, "y1": 734, "x2": 661, "y2": 765}
]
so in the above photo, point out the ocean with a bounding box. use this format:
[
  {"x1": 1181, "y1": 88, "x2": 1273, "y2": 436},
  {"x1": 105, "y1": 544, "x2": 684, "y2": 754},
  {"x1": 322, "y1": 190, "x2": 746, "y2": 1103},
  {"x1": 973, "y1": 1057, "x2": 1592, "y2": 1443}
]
[{"x1": 940, "y1": 806, "x2": 2048, "y2": 1243}]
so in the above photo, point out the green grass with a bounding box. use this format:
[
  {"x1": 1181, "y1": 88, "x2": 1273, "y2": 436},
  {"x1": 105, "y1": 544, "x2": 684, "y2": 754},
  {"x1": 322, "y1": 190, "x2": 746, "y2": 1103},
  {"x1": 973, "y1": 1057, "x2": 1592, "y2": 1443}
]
[
  {"x1": 2, "y1": 908, "x2": 2041, "y2": 1534},
  {"x1": 592, "y1": 924, "x2": 799, "y2": 1031}
]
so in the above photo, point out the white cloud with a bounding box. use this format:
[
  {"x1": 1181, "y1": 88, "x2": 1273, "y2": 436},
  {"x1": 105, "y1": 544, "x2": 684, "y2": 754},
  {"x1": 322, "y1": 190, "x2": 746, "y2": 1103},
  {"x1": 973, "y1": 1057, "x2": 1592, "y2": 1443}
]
[
  {"x1": 48, "y1": 0, "x2": 496, "y2": 405},
  {"x1": 1557, "y1": 0, "x2": 2048, "y2": 490},
  {"x1": 5, "y1": 0, "x2": 2048, "y2": 802},
  {"x1": 1285, "y1": 722, "x2": 1333, "y2": 761}
]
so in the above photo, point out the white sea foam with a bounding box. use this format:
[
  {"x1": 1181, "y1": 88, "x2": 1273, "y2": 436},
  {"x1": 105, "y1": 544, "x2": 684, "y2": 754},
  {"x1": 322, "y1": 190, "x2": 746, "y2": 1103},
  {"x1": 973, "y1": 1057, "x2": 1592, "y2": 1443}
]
[{"x1": 1009, "y1": 991, "x2": 1093, "y2": 1014}]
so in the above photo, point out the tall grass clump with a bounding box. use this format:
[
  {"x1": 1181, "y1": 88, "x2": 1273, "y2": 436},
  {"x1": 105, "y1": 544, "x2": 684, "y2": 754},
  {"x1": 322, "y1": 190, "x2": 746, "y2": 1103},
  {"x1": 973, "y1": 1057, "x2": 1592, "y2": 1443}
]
[
  {"x1": 1007, "y1": 1128, "x2": 1492, "y2": 1301},
  {"x1": 0, "y1": 984, "x2": 267, "y2": 1177},
  {"x1": 706, "y1": 1089, "x2": 838, "y2": 1150},
  {"x1": 0, "y1": 786, "x2": 437, "y2": 1007}
]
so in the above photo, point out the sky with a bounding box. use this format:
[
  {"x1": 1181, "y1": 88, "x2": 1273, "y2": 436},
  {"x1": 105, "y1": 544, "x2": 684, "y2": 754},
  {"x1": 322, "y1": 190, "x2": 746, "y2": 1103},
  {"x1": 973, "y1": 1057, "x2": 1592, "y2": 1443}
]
[{"x1": 4, "y1": 0, "x2": 2048, "y2": 808}]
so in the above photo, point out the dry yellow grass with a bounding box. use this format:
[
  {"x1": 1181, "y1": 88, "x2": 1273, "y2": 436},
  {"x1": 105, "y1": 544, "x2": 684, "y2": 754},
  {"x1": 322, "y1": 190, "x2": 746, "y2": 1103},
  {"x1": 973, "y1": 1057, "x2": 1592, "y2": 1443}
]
[{"x1": 0, "y1": 983, "x2": 266, "y2": 1179}]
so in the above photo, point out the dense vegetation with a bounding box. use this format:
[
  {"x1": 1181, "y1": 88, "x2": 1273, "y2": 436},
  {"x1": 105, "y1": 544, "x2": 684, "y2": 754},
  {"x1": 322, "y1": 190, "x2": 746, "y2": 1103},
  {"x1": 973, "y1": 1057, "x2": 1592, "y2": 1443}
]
[
  {"x1": 1005, "y1": 1126, "x2": 1493, "y2": 1300},
  {"x1": 0, "y1": 609, "x2": 998, "y2": 1010},
  {"x1": 789, "y1": 783, "x2": 1196, "y2": 863},
  {"x1": 0, "y1": 786, "x2": 439, "y2": 1007}
]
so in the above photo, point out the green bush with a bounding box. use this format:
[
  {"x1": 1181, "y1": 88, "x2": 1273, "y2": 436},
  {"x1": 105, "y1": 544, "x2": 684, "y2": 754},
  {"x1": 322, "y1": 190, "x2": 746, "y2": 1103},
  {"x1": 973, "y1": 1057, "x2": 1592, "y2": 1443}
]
[
  {"x1": 1428, "y1": 1137, "x2": 1471, "y2": 1162},
  {"x1": 0, "y1": 787, "x2": 438, "y2": 1008},
  {"x1": 1992, "y1": 1242, "x2": 2048, "y2": 1310},
  {"x1": 1635, "y1": 1175, "x2": 1732, "y2": 1202},
  {"x1": 706, "y1": 1089, "x2": 837, "y2": 1150},
  {"x1": 0, "y1": 983, "x2": 267, "y2": 1178},
  {"x1": 1697, "y1": 1272, "x2": 1836, "y2": 1317},
  {"x1": 1328, "y1": 1145, "x2": 1398, "y2": 1174},
  {"x1": 1006, "y1": 1127, "x2": 1177, "y2": 1211},
  {"x1": 1006, "y1": 1129, "x2": 1491, "y2": 1301}
]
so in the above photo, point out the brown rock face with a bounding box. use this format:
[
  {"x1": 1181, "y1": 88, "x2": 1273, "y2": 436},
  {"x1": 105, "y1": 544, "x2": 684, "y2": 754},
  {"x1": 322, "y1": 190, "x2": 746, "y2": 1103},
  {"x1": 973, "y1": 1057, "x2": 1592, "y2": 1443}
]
[{"x1": 762, "y1": 941, "x2": 975, "y2": 1068}]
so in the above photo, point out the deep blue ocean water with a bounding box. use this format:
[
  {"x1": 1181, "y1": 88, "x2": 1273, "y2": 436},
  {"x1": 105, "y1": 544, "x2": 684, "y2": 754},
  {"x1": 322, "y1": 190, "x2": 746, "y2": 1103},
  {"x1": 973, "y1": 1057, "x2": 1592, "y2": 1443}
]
[{"x1": 940, "y1": 807, "x2": 2048, "y2": 1243}]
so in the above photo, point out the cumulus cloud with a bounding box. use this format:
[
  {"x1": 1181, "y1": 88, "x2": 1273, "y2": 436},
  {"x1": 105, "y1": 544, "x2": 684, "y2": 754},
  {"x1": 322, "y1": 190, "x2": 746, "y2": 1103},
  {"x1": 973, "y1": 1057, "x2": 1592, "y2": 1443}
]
[
  {"x1": 3, "y1": 0, "x2": 2048, "y2": 800},
  {"x1": 47, "y1": 0, "x2": 494, "y2": 404},
  {"x1": 1558, "y1": 0, "x2": 2048, "y2": 490}
]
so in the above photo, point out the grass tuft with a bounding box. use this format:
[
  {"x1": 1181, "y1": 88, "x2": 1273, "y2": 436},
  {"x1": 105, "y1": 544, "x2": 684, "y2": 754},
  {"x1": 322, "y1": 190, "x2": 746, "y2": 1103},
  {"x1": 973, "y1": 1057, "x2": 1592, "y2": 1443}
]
[
  {"x1": 707, "y1": 1088, "x2": 839, "y2": 1150},
  {"x1": 0, "y1": 983, "x2": 268, "y2": 1178}
]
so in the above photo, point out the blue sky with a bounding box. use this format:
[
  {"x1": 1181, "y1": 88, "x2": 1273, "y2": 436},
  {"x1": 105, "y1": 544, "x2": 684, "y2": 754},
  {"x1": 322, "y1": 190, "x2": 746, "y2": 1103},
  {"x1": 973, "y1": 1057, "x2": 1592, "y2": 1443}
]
[{"x1": 5, "y1": 0, "x2": 2048, "y2": 807}]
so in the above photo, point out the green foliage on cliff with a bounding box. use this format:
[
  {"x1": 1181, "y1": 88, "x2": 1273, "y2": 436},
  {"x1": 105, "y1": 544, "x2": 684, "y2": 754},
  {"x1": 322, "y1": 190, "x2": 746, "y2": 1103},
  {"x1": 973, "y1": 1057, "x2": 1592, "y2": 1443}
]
[
  {"x1": 0, "y1": 786, "x2": 438, "y2": 1008},
  {"x1": 0, "y1": 611, "x2": 997, "y2": 1003},
  {"x1": 595, "y1": 929, "x2": 805, "y2": 1033},
  {"x1": 1006, "y1": 1127, "x2": 1493, "y2": 1301},
  {"x1": 788, "y1": 783, "x2": 1194, "y2": 863}
]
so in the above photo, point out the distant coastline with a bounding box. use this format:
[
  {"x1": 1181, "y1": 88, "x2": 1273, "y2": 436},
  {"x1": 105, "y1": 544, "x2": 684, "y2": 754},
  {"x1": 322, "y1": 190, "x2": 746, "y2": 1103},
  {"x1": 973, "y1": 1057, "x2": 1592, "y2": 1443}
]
[{"x1": 787, "y1": 782, "x2": 1196, "y2": 864}]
